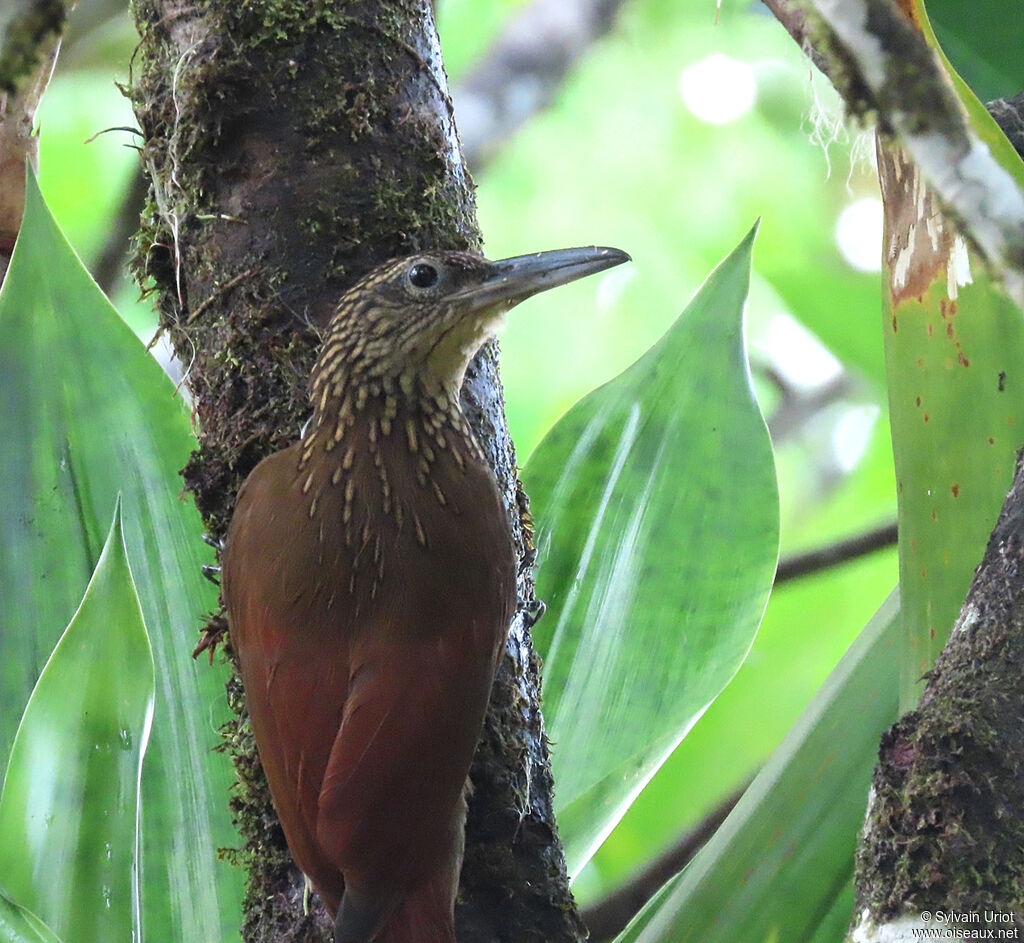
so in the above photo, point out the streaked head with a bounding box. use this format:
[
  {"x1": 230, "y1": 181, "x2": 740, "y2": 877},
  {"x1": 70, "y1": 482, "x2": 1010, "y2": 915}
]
[{"x1": 313, "y1": 247, "x2": 630, "y2": 399}]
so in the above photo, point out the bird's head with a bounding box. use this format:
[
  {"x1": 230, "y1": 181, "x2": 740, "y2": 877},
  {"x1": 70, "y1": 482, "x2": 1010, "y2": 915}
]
[{"x1": 313, "y1": 247, "x2": 630, "y2": 404}]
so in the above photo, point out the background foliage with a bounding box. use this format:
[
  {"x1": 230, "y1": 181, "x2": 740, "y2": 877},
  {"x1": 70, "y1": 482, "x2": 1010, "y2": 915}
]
[
  {"x1": 4, "y1": 0, "x2": 1022, "y2": 940},
  {"x1": 35, "y1": 4, "x2": 901, "y2": 900}
]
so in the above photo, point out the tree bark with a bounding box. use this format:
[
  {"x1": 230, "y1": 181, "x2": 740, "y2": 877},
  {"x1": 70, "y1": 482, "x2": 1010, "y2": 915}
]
[
  {"x1": 0, "y1": 0, "x2": 65, "y2": 280},
  {"x1": 852, "y1": 449, "x2": 1024, "y2": 936},
  {"x1": 129, "y1": 2, "x2": 583, "y2": 940},
  {"x1": 763, "y1": 0, "x2": 1024, "y2": 311}
]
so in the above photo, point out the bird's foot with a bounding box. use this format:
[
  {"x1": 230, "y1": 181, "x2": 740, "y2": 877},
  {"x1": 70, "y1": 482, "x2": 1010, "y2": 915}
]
[
  {"x1": 201, "y1": 564, "x2": 222, "y2": 585},
  {"x1": 192, "y1": 615, "x2": 228, "y2": 663},
  {"x1": 202, "y1": 532, "x2": 225, "y2": 552},
  {"x1": 521, "y1": 597, "x2": 546, "y2": 629}
]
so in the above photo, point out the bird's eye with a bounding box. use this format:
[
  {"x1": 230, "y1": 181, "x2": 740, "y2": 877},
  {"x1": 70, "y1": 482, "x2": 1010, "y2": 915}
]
[{"x1": 408, "y1": 262, "x2": 440, "y2": 289}]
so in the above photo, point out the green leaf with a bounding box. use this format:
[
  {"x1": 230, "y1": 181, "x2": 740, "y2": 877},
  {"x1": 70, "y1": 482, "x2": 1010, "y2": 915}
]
[
  {"x1": 876, "y1": 2, "x2": 1024, "y2": 707},
  {"x1": 912, "y1": 0, "x2": 1024, "y2": 195},
  {"x1": 524, "y1": 225, "x2": 779, "y2": 874},
  {"x1": 615, "y1": 592, "x2": 901, "y2": 943},
  {"x1": 0, "y1": 172, "x2": 242, "y2": 939},
  {"x1": 927, "y1": 0, "x2": 1024, "y2": 103},
  {"x1": 0, "y1": 895, "x2": 62, "y2": 943},
  {"x1": 878, "y1": 138, "x2": 1024, "y2": 706},
  {"x1": 0, "y1": 502, "x2": 153, "y2": 942}
]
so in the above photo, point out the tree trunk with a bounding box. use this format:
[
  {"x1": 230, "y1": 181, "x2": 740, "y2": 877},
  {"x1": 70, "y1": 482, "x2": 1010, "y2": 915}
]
[
  {"x1": 853, "y1": 448, "x2": 1024, "y2": 927},
  {"x1": 129, "y1": 2, "x2": 583, "y2": 940}
]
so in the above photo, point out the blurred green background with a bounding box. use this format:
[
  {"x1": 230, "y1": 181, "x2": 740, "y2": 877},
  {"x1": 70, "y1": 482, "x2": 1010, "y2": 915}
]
[{"x1": 34, "y1": 0, "x2": 1019, "y2": 911}]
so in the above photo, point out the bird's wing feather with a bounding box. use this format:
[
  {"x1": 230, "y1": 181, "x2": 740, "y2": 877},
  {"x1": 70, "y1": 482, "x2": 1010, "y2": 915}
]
[
  {"x1": 316, "y1": 621, "x2": 497, "y2": 897},
  {"x1": 223, "y1": 447, "x2": 351, "y2": 909}
]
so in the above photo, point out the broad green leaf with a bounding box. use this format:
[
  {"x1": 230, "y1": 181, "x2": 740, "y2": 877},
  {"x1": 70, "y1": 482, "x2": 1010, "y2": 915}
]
[
  {"x1": 0, "y1": 173, "x2": 242, "y2": 940},
  {"x1": 875, "y1": 4, "x2": 1024, "y2": 704},
  {"x1": 878, "y1": 139, "x2": 1024, "y2": 707},
  {"x1": 615, "y1": 591, "x2": 901, "y2": 943},
  {"x1": 0, "y1": 895, "x2": 62, "y2": 943},
  {"x1": 0, "y1": 503, "x2": 152, "y2": 942},
  {"x1": 927, "y1": 0, "x2": 1024, "y2": 105},
  {"x1": 525, "y1": 225, "x2": 779, "y2": 875}
]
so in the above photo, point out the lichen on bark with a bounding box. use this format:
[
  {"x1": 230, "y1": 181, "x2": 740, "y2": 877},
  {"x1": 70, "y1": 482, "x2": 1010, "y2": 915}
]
[
  {"x1": 128, "y1": 1, "x2": 583, "y2": 940},
  {"x1": 853, "y1": 451, "x2": 1024, "y2": 929}
]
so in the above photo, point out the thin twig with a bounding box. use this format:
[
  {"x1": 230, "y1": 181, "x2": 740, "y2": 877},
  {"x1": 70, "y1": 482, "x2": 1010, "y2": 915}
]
[
  {"x1": 93, "y1": 165, "x2": 148, "y2": 295},
  {"x1": 762, "y1": 367, "x2": 856, "y2": 444},
  {"x1": 776, "y1": 521, "x2": 898, "y2": 584},
  {"x1": 186, "y1": 266, "x2": 259, "y2": 323}
]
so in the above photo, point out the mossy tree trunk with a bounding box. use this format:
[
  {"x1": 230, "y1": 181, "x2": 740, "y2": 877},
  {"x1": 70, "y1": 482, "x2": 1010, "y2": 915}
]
[
  {"x1": 853, "y1": 445, "x2": 1024, "y2": 930},
  {"x1": 129, "y1": 2, "x2": 583, "y2": 940}
]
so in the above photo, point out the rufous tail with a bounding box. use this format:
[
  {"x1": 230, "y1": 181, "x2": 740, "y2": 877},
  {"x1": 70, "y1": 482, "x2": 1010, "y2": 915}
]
[{"x1": 334, "y1": 878, "x2": 457, "y2": 943}]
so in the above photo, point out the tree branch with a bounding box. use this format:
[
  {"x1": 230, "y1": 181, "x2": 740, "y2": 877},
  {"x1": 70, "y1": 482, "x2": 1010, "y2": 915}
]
[
  {"x1": 580, "y1": 784, "x2": 747, "y2": 943},
  {"x1": 92, "y1": 163, "x2": 146, "y2": 295},
  {"x1": 758, "y1": 0, "x2": 832, "y2": 78},
  {"x1": 0, "y1": 0, "x2": 66, "y2": 280},
  {"x1": 130, "y1": 1, "x2": 581, "y2": 940},
  {"x1": 851, "y1": 449, "x2": 1024, "y2": 938},
  {"x1": 762, "y1": 3, "x2": 1024, "y2": 934},
  {"x1": 453, "y1": 0, "x2": 629, "y2": 168},
  {"x1": 775, "y1": 521, "x2": 897, "y2": 584},
  {"x1": 777, "y1": 0, "x2": 1024, "y2": 310}
]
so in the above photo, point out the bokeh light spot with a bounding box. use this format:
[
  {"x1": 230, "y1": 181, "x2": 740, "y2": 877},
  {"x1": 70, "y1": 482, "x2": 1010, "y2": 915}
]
[
  {"x1": 835, "y1": 197, "x2": 883, "y2": 272},
  {"x1": 679, "y1": 54, "x2": 757, "y2": 125}
]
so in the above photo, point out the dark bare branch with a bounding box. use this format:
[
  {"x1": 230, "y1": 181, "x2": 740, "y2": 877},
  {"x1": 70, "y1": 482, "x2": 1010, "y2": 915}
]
[
  {"x1": 581, "y1": 784, "x2": 747, "y2": 943},
  {"x1": 775, "y1": 521, "x2": 897, "y2": 584},
  {"x1": 454, "y1": 0, "x2": 629, "y2": 168}
]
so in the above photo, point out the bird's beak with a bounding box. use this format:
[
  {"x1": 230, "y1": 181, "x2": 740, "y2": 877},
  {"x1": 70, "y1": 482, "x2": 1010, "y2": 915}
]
[{"x1": 458, "y1": 246, "x2": 631, "y2": 311}]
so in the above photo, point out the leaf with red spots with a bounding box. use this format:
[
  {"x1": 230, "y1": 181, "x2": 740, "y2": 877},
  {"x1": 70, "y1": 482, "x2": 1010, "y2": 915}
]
[{"x1": 880, "y1": 138, "x2": 1024, "y2": 707}]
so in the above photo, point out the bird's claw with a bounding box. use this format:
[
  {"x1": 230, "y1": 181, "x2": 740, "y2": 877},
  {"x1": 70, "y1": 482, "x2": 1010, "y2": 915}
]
[
  {"x1": 521, "y1": 598, "x2": 546, "y2": 629},
  {"x1": 202, "y1": 563, "x2": 222, "y2": 586},
  {"x1": 202, "y1": 532, "x2": 225, "y2": 552},
  {"x1": 192, "y1": 616, "x2": 228, "y2": 663}
]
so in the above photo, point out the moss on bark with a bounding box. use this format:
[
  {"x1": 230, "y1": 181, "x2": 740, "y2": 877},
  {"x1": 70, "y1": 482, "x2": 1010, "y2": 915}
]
[{"x1": 854, "y1": 452, "x2": 1024, "y2": 927}]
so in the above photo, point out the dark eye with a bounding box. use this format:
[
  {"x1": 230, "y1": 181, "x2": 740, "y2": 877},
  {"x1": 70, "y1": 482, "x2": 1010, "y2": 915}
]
[{"x1": 408, "y1": 262, "x2": 440, "y2": 289}]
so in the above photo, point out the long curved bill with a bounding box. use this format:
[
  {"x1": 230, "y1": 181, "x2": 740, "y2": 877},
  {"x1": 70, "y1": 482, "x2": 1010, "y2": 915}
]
[{"x1": 457, "y1": 246, "x2": 631, "y2": 311}]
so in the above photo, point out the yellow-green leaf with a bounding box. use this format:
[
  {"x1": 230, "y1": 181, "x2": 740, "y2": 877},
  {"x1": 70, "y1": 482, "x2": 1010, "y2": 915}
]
[{"x1": 0, "y1": 502, "x2": 153, "y2": 942}]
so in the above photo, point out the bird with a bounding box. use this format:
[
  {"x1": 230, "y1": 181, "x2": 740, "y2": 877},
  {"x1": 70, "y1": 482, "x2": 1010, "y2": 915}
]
[{"x1": 222, "y1": 245, "x2": 630, "y2": 943}]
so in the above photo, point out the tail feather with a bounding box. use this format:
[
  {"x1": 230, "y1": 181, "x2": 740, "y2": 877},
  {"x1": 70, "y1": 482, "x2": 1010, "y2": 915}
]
[
  {"x1": 376, "y1": 901, "x2": 456, "y2": 943},
  {"x1": 333, "y1": 878, "x2": 456, "y2": 943},
  {"x1": 333, "y1": 888, "x2": 387, "y2": 943}
]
